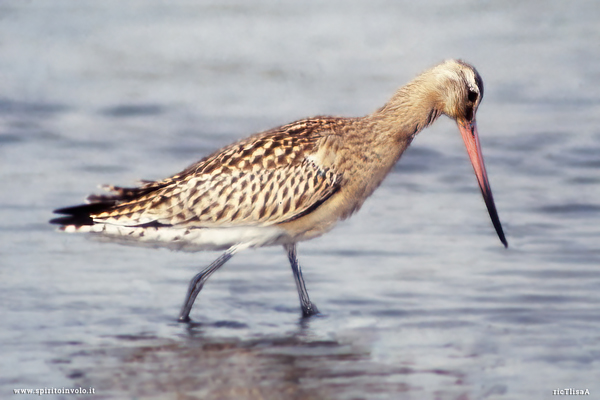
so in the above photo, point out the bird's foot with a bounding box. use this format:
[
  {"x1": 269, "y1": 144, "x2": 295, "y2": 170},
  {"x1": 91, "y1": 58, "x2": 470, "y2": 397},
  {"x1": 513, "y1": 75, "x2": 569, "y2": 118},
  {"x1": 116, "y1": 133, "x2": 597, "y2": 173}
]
[
  {"x1": 301, "y1": 302, "x2": 320, "y2": 318},
  {"x1": 178, "y1": 314, "x2": 192, "y2": 323}
]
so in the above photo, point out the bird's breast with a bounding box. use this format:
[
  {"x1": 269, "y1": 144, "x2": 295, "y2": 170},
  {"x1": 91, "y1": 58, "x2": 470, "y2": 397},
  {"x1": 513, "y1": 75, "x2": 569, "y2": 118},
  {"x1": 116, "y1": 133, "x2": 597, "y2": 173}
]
[{"x1": 277, "y1": 131, "x2": 410, "y2": 242}]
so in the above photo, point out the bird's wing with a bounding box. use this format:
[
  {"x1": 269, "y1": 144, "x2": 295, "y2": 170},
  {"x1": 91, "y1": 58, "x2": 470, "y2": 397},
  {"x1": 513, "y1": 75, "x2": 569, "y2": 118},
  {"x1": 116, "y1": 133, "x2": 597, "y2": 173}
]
[{"x1": 55, "y1": 118, "x2": 344, "y2": 228}]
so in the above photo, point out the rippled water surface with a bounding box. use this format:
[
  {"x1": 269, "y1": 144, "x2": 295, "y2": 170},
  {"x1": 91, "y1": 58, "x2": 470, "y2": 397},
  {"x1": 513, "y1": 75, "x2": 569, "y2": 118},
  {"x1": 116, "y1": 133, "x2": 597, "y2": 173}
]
[{"x1": 2, "y1": 1, "x2": 600, "y2": 399}]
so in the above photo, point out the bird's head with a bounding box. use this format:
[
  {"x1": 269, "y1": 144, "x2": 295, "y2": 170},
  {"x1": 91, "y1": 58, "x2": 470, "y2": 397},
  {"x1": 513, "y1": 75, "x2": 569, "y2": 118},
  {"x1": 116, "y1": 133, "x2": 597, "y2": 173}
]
[{"x1": 433, "y1": 59, "x2": 484, "y2": 125}]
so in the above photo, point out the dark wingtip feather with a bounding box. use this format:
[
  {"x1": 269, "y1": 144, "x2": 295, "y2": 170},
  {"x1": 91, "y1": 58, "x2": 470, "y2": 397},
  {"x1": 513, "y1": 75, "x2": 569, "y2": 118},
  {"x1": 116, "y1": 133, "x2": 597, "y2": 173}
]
[
  {"x1": 49, "y1": 214, "x2": 93, "y2": 226},
  {"x1": 50, "y1": 202, "x2": 115, "y2": 226},
  {"x1": 50, "y1": 181, "x2": 166, "y2": 227},
  {"x1": 53, "y1": 202, "x2": 115, "y2": 216}
]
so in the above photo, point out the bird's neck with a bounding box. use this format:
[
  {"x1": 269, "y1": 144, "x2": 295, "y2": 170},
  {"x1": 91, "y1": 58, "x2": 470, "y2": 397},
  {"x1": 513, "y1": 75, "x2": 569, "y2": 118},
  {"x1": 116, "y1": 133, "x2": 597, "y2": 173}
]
[
  {"x1": 368, "y1": 75, "x2": 444, "y2": 146},
  {"x1": 339, "y1": 76, "x2": 445, "y2": 196}
]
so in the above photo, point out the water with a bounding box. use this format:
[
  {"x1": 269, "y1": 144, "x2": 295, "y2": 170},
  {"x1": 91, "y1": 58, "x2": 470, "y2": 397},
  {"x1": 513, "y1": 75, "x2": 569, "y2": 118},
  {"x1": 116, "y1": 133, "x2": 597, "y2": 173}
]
[{"x1": 2, "y1": 1, "x2": 600, "y2": 398}]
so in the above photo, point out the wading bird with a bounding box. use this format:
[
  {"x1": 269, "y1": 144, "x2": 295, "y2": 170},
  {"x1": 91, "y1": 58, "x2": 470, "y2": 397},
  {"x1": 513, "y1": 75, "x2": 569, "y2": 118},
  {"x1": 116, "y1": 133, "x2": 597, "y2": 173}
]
[{"x1": 51, "y1": 59, "x2": 507, "y2": 321}]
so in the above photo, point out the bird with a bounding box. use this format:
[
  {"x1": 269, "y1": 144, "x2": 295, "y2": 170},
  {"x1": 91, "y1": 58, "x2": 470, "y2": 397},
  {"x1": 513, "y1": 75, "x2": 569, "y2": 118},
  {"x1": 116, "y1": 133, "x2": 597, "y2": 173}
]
[{"x1": 51, "y1": 59, "x2": 507, "y2": 322}]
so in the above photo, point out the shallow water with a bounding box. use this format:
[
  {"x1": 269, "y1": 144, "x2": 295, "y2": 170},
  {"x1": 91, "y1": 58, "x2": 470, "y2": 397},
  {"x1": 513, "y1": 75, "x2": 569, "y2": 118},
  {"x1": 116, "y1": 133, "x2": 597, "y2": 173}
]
[{"x1": 2, "y1": 1, "x2": 600, "y2": 399}]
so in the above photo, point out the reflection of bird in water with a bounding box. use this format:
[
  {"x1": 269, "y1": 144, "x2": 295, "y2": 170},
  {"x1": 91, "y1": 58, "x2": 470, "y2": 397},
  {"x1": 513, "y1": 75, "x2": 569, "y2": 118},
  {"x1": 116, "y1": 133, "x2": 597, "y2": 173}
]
[{"x1": 51, "y1": 59, "x2": 507, "y2": 321}]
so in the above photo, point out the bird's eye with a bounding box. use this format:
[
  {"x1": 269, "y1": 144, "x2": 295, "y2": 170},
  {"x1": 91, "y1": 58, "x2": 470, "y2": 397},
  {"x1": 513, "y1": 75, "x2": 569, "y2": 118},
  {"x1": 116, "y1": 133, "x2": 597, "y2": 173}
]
[{"x1": 468, "y1": 90, "x2": 478, "y2": 102}]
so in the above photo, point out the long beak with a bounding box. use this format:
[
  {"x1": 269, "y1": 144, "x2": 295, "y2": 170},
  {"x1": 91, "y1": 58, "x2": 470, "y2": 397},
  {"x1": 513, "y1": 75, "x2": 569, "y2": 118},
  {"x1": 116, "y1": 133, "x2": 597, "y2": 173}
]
[{"x1": 457, "y1": 119, "x2": 508, "y2": 247}]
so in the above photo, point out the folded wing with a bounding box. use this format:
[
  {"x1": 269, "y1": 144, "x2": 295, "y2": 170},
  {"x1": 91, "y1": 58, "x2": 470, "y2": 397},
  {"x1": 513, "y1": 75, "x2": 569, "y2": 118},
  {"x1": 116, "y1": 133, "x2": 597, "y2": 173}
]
[{"x1": 51, "y1": 118, "x2": 344, "y2": 229}]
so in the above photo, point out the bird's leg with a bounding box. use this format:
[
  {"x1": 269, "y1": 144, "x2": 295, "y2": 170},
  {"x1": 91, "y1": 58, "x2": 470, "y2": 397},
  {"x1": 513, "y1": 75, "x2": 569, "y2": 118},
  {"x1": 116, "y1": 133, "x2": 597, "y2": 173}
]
[
  {"x1": 284, "y1": 243, "x2": 320, "y2": 317},
  {"x1": 178, "y1": 247, "x2": 236, "y2": 322}
]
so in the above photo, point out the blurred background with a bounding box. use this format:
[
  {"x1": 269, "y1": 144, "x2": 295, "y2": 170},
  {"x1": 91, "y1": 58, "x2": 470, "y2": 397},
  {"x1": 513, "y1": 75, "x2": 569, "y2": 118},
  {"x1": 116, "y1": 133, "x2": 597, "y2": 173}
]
[{"x1": 1, "y1": 1, "x2": 599, "y2": 399}]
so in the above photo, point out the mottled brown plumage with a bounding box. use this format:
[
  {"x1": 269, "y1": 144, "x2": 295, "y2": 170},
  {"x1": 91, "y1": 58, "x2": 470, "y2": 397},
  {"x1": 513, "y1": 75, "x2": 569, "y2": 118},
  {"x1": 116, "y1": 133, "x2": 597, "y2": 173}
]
[
  {"x1": 88, "y1": 118, "x2": 344, "y2": 228},
  {"x1": 51, "y1": 59, "x2": 507, "y2": 321}
]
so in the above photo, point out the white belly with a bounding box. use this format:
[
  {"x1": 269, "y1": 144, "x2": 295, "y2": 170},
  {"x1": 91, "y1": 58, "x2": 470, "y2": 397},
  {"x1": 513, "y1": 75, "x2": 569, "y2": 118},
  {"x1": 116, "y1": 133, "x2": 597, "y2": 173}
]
[{"x1": 63, "y1": 223, "x2": 291, "y2": 252}]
